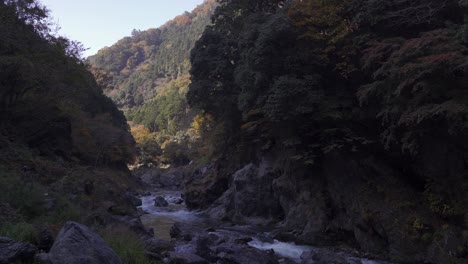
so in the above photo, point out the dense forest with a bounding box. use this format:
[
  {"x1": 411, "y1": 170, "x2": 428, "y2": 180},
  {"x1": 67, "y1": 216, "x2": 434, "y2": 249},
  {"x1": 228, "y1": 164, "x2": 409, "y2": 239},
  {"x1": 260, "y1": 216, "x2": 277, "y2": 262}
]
[
  {"x1": 88, "y1": 0, "x2": 217, "y2": 167},
  {"x1": 88, "y1": 0, "x2": 217, "y2": 108},
  {"x1": 183, "y1": 0, "x2": 468, "y2": 263}
]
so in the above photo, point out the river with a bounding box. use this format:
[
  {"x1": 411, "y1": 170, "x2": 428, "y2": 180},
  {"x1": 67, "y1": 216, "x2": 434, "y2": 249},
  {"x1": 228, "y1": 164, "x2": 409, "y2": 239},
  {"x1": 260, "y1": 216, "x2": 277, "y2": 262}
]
[{"x1": 137, "y1": 189, "x2": 393, "y2": 264}]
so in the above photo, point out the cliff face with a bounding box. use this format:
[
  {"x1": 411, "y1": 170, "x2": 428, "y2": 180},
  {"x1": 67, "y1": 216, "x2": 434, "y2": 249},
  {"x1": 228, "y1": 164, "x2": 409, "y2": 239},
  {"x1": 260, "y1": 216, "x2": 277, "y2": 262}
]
[{"x1": 184, "y1": 0, "x2": 468, "y2": 263}]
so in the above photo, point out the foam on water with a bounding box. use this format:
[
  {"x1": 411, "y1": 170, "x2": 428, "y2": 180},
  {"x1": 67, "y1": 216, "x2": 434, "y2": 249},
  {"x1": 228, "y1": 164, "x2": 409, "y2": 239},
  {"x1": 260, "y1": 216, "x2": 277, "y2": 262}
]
[
  {"x1": 139, "y1": 194, "x2": 201, "y2": 221},
  {"x1": 248, "y1": 238, "x2": 313, "y2": 263}
]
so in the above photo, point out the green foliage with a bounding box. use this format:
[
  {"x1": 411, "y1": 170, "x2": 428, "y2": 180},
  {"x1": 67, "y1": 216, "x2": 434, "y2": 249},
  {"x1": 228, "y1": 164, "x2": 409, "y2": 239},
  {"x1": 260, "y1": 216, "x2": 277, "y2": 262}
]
[
  {"x1": 187, "y1": 0, "x2": 468, "y2": 229},
  {"x1": 0, "y1": 222, "x2": 38, "y2": 243},
  {"x1": 264, "y1": 75, "x2": 323, "y2": 121},
  {"x1": 88, "y1": 0, "x2": 217, "y2": 108},
  {"x1": 0, "y1": 169, "x2": 46, "y2": 220},
  {"x1": 101, "y1": 227, "x2": 155, "y2": 264},
  {"x1": 0, "y1": 0, "x2": 135, "y2": 166},
  {"x1": 128, "y1": 85, "x2": 189, "y2": 135}
]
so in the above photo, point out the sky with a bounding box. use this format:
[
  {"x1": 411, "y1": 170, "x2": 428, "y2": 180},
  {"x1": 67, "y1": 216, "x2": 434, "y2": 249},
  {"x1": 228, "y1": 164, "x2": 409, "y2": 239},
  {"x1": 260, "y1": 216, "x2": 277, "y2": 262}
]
[{"x1": 40, "y1": 0, "x2": 205, "y2": 57}]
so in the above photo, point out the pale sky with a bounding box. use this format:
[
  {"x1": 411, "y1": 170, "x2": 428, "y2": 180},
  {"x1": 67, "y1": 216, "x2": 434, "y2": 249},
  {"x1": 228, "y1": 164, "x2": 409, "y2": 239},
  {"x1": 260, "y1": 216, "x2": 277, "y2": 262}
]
[{"x1": 40, "y1": 0, "x2": 205, "y2": 57}]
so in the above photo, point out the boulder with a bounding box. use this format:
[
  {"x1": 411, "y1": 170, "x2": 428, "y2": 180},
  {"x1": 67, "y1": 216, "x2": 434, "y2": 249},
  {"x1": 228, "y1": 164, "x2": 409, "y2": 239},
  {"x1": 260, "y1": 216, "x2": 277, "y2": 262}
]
[
  {"x1": 168, "y1": 252, "x2": 208, "y2": 264},
  {"x1": 36, "y1": 221, "x2": 121, "y2": 264},
  {"x1": 159, "y1": 173, "x2": 183, "y2": 189},
  {"x1": 125, "y1": 192, "x2": 142, "y2": 207},
  {"x1": 0, "y1": 237, "x2": 36, "y2": 264},
  {"x1": 167, "y1": 195, "x2": 184, "y2": 204},
  {"x1": 112, "y1": 216, "x2": 154, "y2": 237},
  {"x1": 154, "y1": 196, "x2": 169, "y2": 207},
  {"x1": 143, "y1": 237, "x2": 174, "y2": 253},
  {"x1": 170, "y1": 222, "x2": 204, "y2": 241},
  {"x1": 214, "y1": 242, "x2": 279, "y2": 264},
  {"x1": 300, "y1": 249, "x2": 350, "y2": 264}
]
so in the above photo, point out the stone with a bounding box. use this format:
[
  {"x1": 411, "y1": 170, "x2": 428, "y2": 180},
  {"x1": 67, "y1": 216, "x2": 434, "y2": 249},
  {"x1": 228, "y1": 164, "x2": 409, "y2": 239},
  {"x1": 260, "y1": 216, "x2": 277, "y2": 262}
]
[
  {"x1": 144, "y1": 237, "x2": 174, "y2": 253},
  {"x1": 37, "y1": 227, "x2": 54, "y2": 251},
  {"x1": 206, "y1": 162, "x2": 283, "y2": 223},
  {"x1": 170, "y1": 222, "x2": 204, "y2": 241},
  {"x1": 154, "y1": 196, "x2": 169, "y2": 207},
  {"x1": 214, "y1": 242, "x2": 279, "y2": 264},
  {"x1": 0, "y1": 237, "x2": 36, "y2": 264},
  {"x1": 159, "y1": 173, "x2": 183, "y2": 189},
  {"x1": 167, "y1": 195, "x2": 184, "y2": 204},
  {"x1": 168, "y1": 252, "x2": 208, "y2": 264},
  {"x1": 112, "y1": 216, "x2": 154, "y2": 237},
  {"x1": 37, "y1": 221, "x2": 121, "y2": 264},
  {"x1": 126, "y1": 192, "x2": 142, "y2": 207}
]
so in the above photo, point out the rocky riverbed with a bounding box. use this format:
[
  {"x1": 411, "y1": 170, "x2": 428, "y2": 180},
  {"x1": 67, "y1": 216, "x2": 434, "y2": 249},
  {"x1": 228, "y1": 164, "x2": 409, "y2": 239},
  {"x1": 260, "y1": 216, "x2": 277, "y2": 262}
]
[{"x1": 137, "y1": 189, "x2": 394, "y2": 264}]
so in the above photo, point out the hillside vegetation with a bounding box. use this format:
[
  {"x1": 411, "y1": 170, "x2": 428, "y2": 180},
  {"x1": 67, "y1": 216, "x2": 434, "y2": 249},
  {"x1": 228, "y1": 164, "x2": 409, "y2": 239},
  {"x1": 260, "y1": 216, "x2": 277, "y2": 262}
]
[
  {"x1": 0, "y1": 0, "x2": 142, "y2": 259},
  {"x1": 88, "y1": 0, "x2": 217, "y2": 109},
  {"x1": 88, "y1": 0, "x2": 217, "y2": 167},
  {"x1": 184, "y1": 0, "x2": 468, "y2": 263}
]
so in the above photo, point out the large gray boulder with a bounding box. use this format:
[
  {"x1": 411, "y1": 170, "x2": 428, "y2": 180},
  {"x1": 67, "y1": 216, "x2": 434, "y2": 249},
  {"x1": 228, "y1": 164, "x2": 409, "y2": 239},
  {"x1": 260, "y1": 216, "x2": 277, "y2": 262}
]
[
  {"x1": 36, "y1": 221, "x2": 121, "y2": 264},
  {"x1": 0, "y1": 237, "x2": 36, "y2": 264}
]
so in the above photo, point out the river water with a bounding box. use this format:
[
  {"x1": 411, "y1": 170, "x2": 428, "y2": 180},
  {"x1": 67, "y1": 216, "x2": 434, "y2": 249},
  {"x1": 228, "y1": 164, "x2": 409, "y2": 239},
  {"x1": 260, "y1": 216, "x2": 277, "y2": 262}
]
[{"x1": 138, "y1": 190, "x2": 390, "y2": 264}]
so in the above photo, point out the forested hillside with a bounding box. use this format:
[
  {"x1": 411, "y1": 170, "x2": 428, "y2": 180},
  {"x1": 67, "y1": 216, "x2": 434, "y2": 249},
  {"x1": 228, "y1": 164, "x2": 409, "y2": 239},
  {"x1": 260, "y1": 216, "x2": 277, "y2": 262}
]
[
  {"x1": 87, "y1": 0, "x2": 217, "y2": 167},
  {"x1": 184, "y1": 0, "x2": 468, "y2": 263},
  {"x1": 88, "y1": 0, "x2": 217, "y2": 108},
  {"x1": 0, "y1": 1, "x2": 146, "y2": 262}
]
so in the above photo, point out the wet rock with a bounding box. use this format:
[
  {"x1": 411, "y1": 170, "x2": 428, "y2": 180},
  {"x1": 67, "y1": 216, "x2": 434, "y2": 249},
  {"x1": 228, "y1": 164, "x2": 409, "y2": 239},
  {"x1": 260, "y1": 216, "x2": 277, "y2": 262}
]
[
  {"x1": 154, "y1": 196, "x2": 169, "y2": 207},
  {"x1": 0, "y1": 237, "x2": 37, "y2": 264},
  {"x1": 299, "y1": 248, "x2": 386, "y2": 264},
  {"x1": 143, "y1": 237, "x2": 174, "y2": 253},
  {"x1": 170, "y1": 222, "x2": 204, "y2": 241},
  {"x1": 214, "y1": 242, "x2": 279, "y2": 264},
  {"x1": 278, "y1": 257, "x2": 297, "y2": 264},
  {"x1": 37, "y1": 221, "x2": 121, "y2": 264},
  {"x1": 167, "y1": 195, "x2": 184, "y2": 204},
  {"x1": 300, "y1": 249, "x2": 349, "y2": 264},
  {"x1": 125, "y1": 192, "x2": 142, "y2": 207},
  {"x1": 168, "y1": 252, "x2": 208, "y2": 264}
]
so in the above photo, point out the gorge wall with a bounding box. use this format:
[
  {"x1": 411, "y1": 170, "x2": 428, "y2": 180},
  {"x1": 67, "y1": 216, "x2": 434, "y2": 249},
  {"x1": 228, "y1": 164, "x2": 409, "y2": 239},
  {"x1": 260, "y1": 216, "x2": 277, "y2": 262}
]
[{"x1": 183, "y1": 1, "x2": 468, "y2": 263}]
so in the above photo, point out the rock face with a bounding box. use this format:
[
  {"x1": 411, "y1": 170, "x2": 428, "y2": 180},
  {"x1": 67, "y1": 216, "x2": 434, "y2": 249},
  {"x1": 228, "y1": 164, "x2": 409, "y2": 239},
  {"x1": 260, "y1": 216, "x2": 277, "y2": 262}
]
[
  {"x1": 184, "y1": 164, "x2": 228, "y2": 209},
  {"x1": 185, "y1": 151, "x2": 468, "y2": 264},
  {"x1": 136, "y1": 167, "x2": 184, "y2": 189},
  {"x1": 206, "y1": 162, "x2": 283, "y2": 224},
  {"x1": 0, "y1": 237, "x2": 36, "y2": 264},
  {"x1": 36, "y1": 221, "x2": 121, "y2": 264}
]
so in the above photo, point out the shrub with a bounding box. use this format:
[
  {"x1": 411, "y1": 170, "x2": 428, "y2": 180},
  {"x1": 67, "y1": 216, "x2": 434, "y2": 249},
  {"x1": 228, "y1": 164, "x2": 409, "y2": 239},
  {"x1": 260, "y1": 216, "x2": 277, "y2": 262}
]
[
  {"x1": 0, "y1": 222, "x2": 38, "y2": 243},
  {"x1": 100, "y1": 227, "x2": 155, "y2": 264}
]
